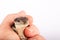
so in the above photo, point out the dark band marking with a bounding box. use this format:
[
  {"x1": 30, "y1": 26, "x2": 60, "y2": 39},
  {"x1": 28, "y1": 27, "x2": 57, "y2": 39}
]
[{"x1": 14, "y1": 17, "x2": 28, "y2": 24}]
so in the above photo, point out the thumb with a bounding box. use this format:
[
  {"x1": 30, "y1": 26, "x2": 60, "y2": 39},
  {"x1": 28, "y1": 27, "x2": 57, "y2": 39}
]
[{"x1": 24, "y1": 25, "x2": 40, "y2": 37}]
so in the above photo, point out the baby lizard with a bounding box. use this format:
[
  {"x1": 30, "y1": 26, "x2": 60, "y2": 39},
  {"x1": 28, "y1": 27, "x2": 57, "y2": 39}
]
[{"x1": 12, "y1": 17, "x2": 29, "y2": 40}]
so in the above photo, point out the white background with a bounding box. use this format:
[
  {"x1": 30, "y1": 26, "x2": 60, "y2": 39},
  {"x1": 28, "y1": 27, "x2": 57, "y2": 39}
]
[{"x1": 0, "y1": 0, "x2": 60, "y2": 40}]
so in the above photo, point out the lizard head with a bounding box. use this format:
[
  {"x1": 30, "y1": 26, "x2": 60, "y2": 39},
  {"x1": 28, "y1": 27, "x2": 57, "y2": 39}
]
[{"x1": 14, "y1": 17, "x2": 29, "y2": 27}]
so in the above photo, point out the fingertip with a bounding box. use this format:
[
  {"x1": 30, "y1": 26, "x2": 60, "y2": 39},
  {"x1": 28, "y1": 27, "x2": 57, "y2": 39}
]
[
  {"x1": 18, "y1": 10, "x2": 26, "y2": 15},
  {"x1": 24, "y1": 25, "x2": 39, "y2": 37}
]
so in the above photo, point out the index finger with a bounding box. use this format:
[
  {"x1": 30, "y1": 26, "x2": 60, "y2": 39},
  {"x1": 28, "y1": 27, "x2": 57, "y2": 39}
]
[{"x1": 1, "y1": 11, "x2": 26, "y2": 27}]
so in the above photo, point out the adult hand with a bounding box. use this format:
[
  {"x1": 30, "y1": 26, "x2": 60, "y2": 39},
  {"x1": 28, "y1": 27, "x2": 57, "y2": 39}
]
[{"x1": 0, "y1": 11, "x2": 45, "y2": 40}]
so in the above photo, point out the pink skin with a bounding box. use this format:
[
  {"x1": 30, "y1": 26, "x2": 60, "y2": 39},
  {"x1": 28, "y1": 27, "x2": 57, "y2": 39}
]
[{"x1": 0, "y1": 11, "x2": 45, "y2": 40}]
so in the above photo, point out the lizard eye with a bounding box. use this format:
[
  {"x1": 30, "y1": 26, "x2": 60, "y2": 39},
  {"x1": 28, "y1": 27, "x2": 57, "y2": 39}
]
[{"x1": 14, "y1": 18, "x2": 20, "y2": 22}]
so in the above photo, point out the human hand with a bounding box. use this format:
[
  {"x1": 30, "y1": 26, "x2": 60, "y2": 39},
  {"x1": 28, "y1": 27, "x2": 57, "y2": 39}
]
[{"x1": 0, "y1": 11, "x2": 45, "y2": 40}]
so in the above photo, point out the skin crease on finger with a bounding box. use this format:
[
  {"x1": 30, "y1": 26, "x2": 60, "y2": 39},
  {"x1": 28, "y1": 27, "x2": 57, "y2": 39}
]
[{"x1": 0, "y1": 11, "x2": 45, "y2": 40}]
